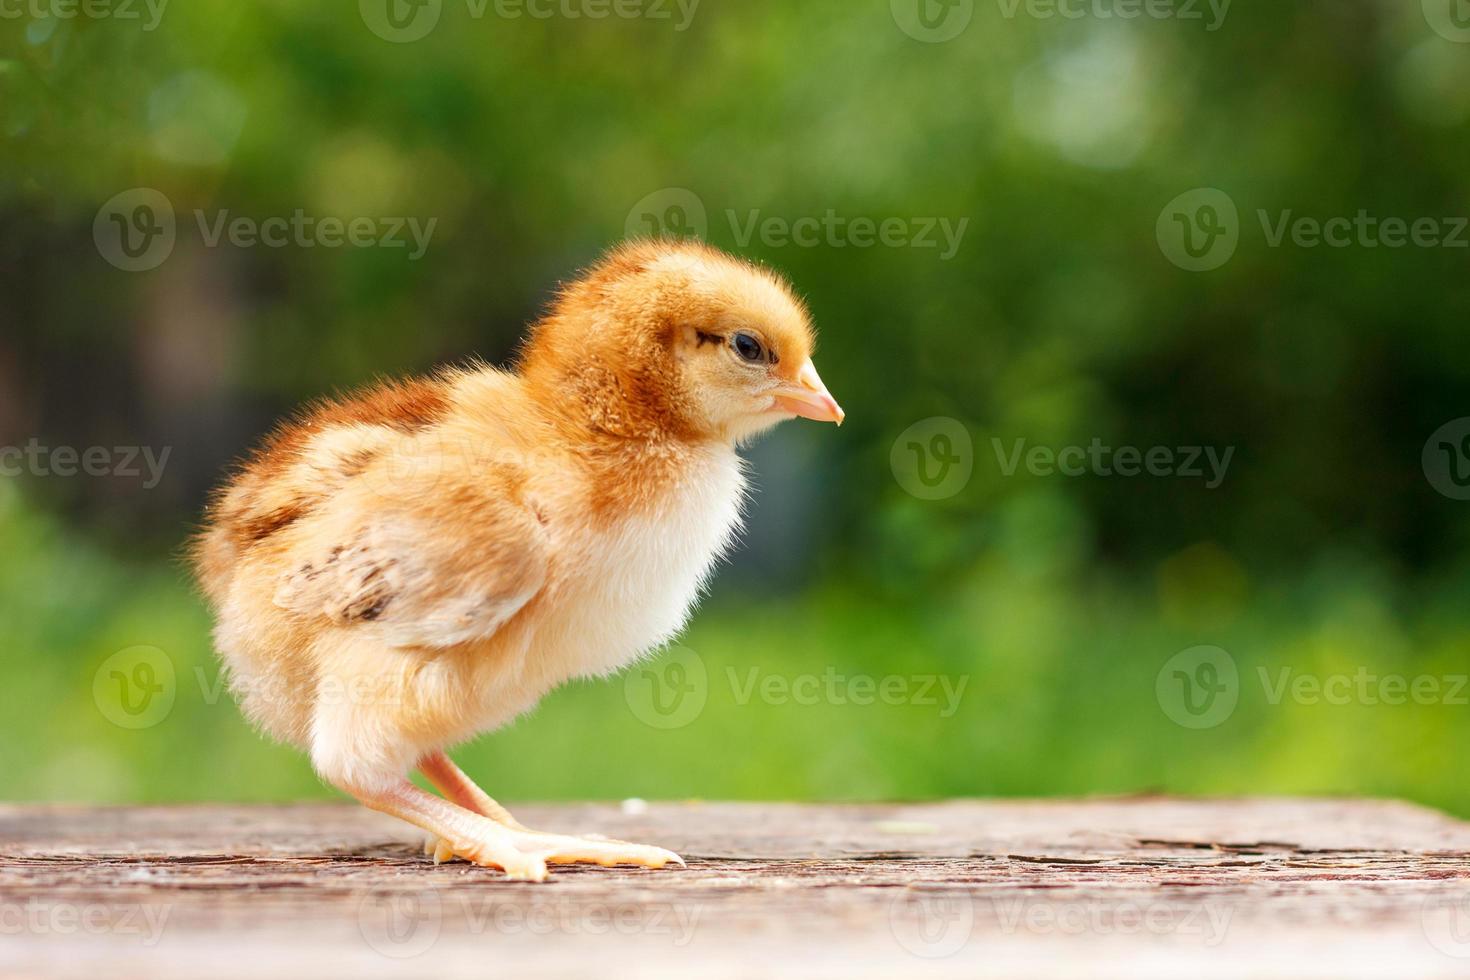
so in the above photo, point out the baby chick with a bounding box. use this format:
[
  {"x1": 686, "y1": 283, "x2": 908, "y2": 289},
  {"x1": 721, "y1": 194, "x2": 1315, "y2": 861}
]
[{"x1": 192, "y1": 240, "x2": 843, "y2": 881}]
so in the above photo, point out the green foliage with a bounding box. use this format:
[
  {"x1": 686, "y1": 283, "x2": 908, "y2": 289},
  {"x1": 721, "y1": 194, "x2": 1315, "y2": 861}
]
[{"x1": 2, "y1": 2, "x2": 1468, "y2": 809}]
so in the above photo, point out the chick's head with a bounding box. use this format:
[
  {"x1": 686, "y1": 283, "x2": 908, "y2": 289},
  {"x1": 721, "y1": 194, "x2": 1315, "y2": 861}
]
[{"x1": 527, "y1": 240, "x2": 844, "y2": 444}]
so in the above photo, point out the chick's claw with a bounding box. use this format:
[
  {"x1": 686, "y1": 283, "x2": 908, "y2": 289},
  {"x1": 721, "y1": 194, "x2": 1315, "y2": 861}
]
[
  {"x1": 424, "y1": 835, "x2": 550, "y2": 881},
  {"x1": 523, "y1": 834, "x2": 686, "y2": 870},
  {"x1": 499, "y1": 857, "x2": 551, "y2": 883},
  {"x1": 423, "y1": 836, "x2": 455, "y2": 864}
]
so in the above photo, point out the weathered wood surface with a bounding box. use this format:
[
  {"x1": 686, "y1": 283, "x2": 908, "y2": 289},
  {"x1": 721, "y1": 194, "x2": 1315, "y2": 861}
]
[{"x1": 4, "y1": 798, "x2": 1470, "y2": 978}]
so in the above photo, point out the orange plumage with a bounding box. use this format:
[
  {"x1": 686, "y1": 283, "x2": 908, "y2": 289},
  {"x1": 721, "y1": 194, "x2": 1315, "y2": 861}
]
[{"x1": 192, "y1": 240, "x2": 843, "y2": 879}]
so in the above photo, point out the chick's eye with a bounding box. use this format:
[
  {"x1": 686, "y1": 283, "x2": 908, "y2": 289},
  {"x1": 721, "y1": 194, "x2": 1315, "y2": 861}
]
[{"x1": 732, "y1": 332, "x2": 765, "y2": 363}]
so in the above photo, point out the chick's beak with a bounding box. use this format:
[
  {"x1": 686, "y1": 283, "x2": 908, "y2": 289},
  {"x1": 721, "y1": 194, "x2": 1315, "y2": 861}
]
[{"x1": 773, "y1": 359, "x2": 845, "y2": 425}]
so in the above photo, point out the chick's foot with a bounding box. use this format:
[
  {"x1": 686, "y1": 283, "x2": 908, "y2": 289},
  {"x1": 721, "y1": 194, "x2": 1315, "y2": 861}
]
[
  {"x1": 533, "y1": 832, "x2": 685, "y2": 869},
  {"x1": 425, "y1": 830, "x2": 684, "y2": 870},
  {"x1": 348, "y1": 779, "x2": 550, "y2": 881},
  {"x1": 416, "y1": 752, "x2": 684, "y2": 871},
  {"x1": 421, "y1": 832, "x2": 549, "y2": 881}
]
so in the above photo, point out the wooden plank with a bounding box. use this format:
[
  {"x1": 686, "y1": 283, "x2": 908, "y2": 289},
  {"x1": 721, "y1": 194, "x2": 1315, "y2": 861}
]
[{"x1": 3, "y1": 798, "x2": 1470, "y2": 978}]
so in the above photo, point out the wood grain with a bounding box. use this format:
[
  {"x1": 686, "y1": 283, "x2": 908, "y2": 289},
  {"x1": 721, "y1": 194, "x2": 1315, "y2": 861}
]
[{"x1": 4, "y1": 798, "x2": 1470, "y2": 978}]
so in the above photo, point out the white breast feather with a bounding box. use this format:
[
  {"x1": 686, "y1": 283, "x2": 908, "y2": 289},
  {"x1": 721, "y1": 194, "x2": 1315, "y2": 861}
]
[{"x1": 543, "y1": 447, "x2": 747, "y2": 682}]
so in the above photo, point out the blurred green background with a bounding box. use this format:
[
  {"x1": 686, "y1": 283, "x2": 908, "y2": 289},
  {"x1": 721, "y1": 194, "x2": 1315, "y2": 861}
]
[{"x1": 3, "y1": 0, "x2": 1470, "y2": 813}]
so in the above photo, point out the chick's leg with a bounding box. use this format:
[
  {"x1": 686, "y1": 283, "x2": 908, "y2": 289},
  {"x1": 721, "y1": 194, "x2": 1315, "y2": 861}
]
[
  {"x1": 416, "y1": 751, "x2": 684, "y2": 870},
  {"x1": 418, "y1": 750, "x2": 528, "y2": 830},
  {"x1": 352, "y1": 779, "x2": 551, "y2": 881}
]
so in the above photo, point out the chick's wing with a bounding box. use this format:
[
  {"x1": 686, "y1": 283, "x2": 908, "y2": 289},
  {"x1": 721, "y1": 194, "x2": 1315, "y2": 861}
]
[{"x1": 272, "y1": 487, "x2": 549, "y2": 650}]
